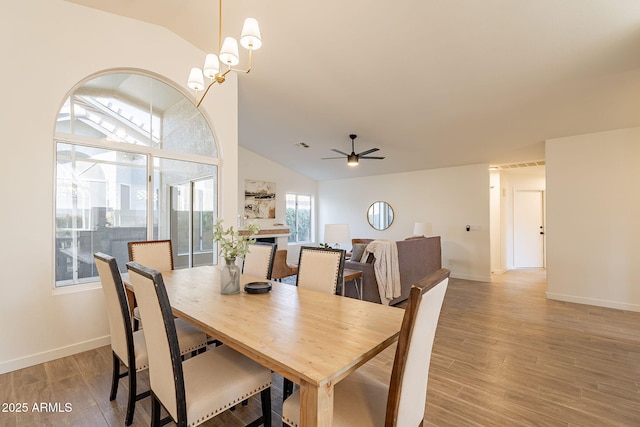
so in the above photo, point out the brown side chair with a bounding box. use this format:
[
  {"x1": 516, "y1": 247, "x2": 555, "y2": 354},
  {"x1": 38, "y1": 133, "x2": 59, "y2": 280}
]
[{"x1": 270, "y1": 249, "x2": 299, "y2": 281}]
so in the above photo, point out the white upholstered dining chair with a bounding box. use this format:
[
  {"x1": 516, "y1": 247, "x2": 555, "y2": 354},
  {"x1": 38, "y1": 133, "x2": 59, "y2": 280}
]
[
  {"x1": 282, "y1": 246, "x2": 346, "y2": 399},
  {"x1": 295, "y1": 246, "x2": 346, "y2": 294},
  {"x1": 94, "y1": 253, "x2": 208, "y2": 426},
  {"x1": 127, "y1": 239, "x2": 174, "y2": 271},
  {"x1": 127, "y1": 239, "x2": 174, "y2": 329},
  {"x1": 242, "y1": 241, "x2": 277, "y2": 279},
  {"x1": 282, "y1": 268, "x2": 450, "y2": 427},
  {"x1": 126, "y1": 261, "x2": 273, "y2": 427}
]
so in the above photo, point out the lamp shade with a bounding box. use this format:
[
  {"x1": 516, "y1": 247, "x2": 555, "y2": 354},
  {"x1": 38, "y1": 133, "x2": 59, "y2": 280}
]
[
  {"x1": 413, "y1": 222, "x2": 427, "y2": 236},
  {"x1": 219, "y1": 37, "x2": 240, "y2": 66},
  {"x1": 240, "y1": 18, "x2": 262, "y2": 50},
  {"x1": 187, "y1": 68, "x2": 205, "y2": 91},
  {"x1": 203, "y1": 54, "x2": 220, "y2": 78},
  {"x1": 324, "y1": 224, "x2": 351, "y2": 246}
]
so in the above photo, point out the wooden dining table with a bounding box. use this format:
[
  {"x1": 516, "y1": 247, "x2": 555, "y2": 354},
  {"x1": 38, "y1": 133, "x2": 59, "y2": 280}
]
[{"x1": 126, "y1": 265, "x2": 404, "y2": 427}]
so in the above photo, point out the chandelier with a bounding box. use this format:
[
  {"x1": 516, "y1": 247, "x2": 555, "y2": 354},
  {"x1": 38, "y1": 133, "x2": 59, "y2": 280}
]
[{"x1": 187, "y1": 0, "x2": 262, "y2": 108}]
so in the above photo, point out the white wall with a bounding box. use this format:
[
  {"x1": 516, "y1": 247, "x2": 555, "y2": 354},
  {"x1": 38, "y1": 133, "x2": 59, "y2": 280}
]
[
  {"x1": 318, "y1": 164, "x2": 491, "y2": 281},
  {"x1": 0, "y1": 0, "x2": 239, "y2": 373},
  {"x1": 490, "y1": 171, "x2": 502, "y2": 273},
  {"x1": 546, "y1": 127, "x2": 640, "y2": 311},
  {"x1": 238, "y1": 147, "x2": 318, "y2": 261}
]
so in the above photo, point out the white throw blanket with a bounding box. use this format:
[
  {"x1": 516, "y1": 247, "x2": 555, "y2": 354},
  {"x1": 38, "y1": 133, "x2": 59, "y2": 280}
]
[{"x1": 361, "y1": 240, "x2": 401, "y2": 305}]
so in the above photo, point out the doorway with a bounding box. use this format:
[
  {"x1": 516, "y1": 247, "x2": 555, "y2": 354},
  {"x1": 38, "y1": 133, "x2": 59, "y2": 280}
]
[{"x1": 513, "y1": 189, "x2": 544, "y2": 268}]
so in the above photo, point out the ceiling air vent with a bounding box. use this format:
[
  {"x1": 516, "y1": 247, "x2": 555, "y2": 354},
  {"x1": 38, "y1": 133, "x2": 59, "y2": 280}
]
[{"x1": 492, "y1": 160, "x2": 545, "y2": 170}]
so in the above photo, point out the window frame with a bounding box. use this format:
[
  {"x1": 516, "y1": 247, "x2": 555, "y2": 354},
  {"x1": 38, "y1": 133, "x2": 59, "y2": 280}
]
[
  {"x1": 285, "y1": 192, "x2": 314, "y2": 244},
  {"x1": 53, "y1": 69, "x2": 220, "y2": 291}
]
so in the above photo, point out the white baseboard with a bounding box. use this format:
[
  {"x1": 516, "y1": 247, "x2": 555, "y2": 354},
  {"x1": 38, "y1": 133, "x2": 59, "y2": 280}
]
[
  {"x1": 0, "y1": 335, "x2": 111, "y2": 375},
  {"x1": 546, "y1": 292, "x2": 640, "y2": 313},
  {"x1": 450, "y1": 272, "x2": 492, "y2": 282}
]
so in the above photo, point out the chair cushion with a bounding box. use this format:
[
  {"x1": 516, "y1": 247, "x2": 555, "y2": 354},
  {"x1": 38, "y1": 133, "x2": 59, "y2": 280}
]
[
  {"x1": 282, "y1": 370, "x2": 388, "y2": 427},
  {"x1": 132, "y1": 330, "x2": 149, "y2": 371},
  {"x1": 174, "y1": 319, "x2": 208, "y2": 354},
  {"x1": 130, "y1": 320, "x2": 205, "y2": 372},
  {"x1": 182, "y1": 345, "x2": 272, "y2": 427}
]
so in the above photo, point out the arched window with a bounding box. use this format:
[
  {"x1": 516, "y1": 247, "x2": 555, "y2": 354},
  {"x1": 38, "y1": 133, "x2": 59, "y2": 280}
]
[{"x1": 55, "y1": 70, "x2": 219, "y2": 287}]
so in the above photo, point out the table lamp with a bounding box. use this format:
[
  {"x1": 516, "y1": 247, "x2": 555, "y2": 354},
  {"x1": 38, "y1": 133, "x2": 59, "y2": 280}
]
[
  {"x1": 324, "y1": 224, "x2": 351, "y2": 248},
  {"x1": 413, "y1": 222, "x2": 427, "y2": 237}
]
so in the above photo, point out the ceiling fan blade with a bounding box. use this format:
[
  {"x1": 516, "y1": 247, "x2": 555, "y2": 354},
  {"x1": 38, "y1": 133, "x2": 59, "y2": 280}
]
[
  {"x1": 357, "y1": 148, "x2": 379, "y2": 156},
  {"x1": 322, "y1": 156, "x2": 345, "y2": 160},
  {"x1": 331, "y1": 149, "x2": 349, "y2": 156},
  {"x1": 360, "y1": 156, "x2": 385, "y2": 160}
]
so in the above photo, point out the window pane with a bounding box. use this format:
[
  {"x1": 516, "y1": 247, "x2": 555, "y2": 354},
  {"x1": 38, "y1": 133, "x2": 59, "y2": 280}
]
[
  {"x1": 56, "y1": 73, "x2": 217, "y2": 157},
  {"x1": 55, "y1": 143, "x2": 147, "y2": 286},
  {"x1": 286, "y1": 194, "x2": 297, "y2": 242},
  {"x1": 154, "y1": 158, "x2": 217, "y2": 268},
  {"x1": 193, "y1": 179, "x2": 215, "y2": 267},
  {"x1": 285, "y1": 193, "x2": 312, "y2": 243},
  {"x1": 296, "y1": 195, "x2": 311, "y2": 242}
]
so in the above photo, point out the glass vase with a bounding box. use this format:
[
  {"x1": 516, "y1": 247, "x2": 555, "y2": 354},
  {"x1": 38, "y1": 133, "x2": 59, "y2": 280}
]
[{"x1": 220, "y1": 257, "x2": 240, "y2": 294}]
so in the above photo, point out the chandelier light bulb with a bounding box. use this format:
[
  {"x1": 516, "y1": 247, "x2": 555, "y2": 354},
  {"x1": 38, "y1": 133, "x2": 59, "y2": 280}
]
[
  {"x1": 241, "y1": 18, "x2": 262, "y2": 50},
  {"x1": 203, "y1": 54, "x2": 220, "y2": 79},
  {"x1": 187, "y1": 68, "x2": 205, "y2": 91},
  {"x1": 219, "y1": 37, "x2": 240, "y2": 66}
]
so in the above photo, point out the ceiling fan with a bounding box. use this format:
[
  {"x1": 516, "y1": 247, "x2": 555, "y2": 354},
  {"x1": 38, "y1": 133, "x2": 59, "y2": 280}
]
[{"x1": 322, "y1": 134, "x2": 385, "y2": 167}]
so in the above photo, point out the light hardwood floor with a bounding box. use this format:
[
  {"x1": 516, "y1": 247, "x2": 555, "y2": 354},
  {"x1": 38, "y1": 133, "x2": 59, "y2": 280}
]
[{"x1": 2, "y1": 269, "x2": 640, "y2": 426}]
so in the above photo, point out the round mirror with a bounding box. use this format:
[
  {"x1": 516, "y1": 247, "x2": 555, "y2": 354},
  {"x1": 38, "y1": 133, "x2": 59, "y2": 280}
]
[{"x1": 367, "y1": 201, "x2": 394, "y2": 230}]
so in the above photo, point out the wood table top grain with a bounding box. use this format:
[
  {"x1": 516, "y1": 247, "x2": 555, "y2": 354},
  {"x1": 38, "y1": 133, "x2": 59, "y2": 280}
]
[{"x1": 142, "y1": 265, "x2": 404, "y2": 426}]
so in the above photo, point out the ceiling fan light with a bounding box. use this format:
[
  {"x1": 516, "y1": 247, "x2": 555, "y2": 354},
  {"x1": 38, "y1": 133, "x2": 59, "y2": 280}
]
[
  {"x1": 219, "y1": 37, "x2": 240, "y2": 65},
  {"x1": 241, "y1": 18, "x2": 262, "y2": 50},
  {"x1": 187, "y1": 67, "x2": 205, "y2": 91},
  {"x1": 347, "y1": 154, "x2": 359, "y2": 166},
  {"x1": 203, "y1": 54, "x2": 220, "y2": 78}
]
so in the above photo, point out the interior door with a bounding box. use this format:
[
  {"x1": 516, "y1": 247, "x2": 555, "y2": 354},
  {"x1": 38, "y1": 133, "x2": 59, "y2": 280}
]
[{"x1": 514, "y1": 190, "x2": 544, "y2": 268}]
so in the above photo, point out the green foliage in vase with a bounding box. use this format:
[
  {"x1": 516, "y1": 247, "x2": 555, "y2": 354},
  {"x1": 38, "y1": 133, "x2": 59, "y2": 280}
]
[{"x1": 212, "y1": 219, "x2": 260, "y2": 259}]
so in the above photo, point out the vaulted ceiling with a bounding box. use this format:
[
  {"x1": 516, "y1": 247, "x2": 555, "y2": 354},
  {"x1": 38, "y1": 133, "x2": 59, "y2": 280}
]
[{"x1": 67, "y1": 0, "x2": 640, "y2": 180}]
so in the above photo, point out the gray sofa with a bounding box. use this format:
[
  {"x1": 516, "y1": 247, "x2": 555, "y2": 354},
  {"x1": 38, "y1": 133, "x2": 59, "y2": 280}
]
[{"x1": 343, "y1": 236, "x2": 442, "y2": 305}]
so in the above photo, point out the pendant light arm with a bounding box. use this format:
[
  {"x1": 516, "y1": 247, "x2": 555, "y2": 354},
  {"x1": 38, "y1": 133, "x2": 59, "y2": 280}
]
[
  {"x1": 195, "y1": 67, "x2": 233, "y2": 107},
  {"x1": 229, "y1": 47, "x2": 254, "y2": 75}
]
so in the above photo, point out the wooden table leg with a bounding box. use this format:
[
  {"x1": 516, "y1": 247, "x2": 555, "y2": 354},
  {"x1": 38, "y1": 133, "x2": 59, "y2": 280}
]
[{"x1": 299, "y1": 380, "x2": 334, "y2": 427}]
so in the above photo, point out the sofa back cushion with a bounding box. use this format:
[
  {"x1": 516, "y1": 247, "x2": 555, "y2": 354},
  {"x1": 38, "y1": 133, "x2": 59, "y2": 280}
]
[
  {"x1": 394, "y1": 236, "x2": 441, "y2": 303},
  {"x1": 350, "y1": 243, "x2": 368, "y2": 263}
]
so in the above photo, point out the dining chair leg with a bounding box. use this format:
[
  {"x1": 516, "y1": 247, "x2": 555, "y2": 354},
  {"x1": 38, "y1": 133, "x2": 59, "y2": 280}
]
[
  {"x1": 125, "y1": 365, "x2": 137, "y2": 425},
  {"x1": 109, "y1": 352, "x2": 120, "y2": 401},
  {"x1": 261, "y1": 388, "x2": 272, "y2": 427},
  {"x1": 282, "y1": 378, "x2": 294, "y2": 400},
  {"x1": 245, "y1": 388, "x2": 271, "y2": 427},
  {"x1": 150, "y1": 394, "x2": 162, "y2": 427}
]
